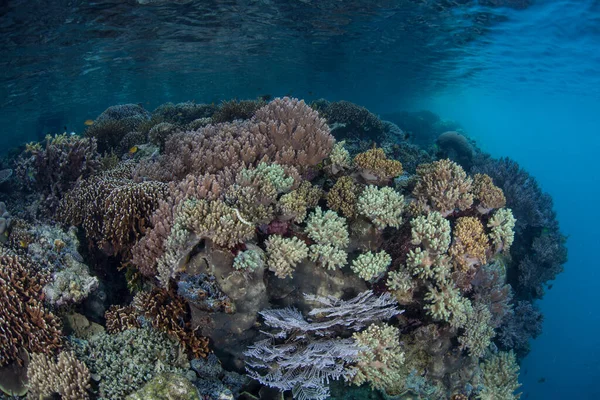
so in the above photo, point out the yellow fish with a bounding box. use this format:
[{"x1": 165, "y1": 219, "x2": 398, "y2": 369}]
[
  {"x1": 84, "y1": 119, "x2": 94, "y2": 126},
  {"x1": 128, "y1": 146, "x2": 138, "y2": 155}
]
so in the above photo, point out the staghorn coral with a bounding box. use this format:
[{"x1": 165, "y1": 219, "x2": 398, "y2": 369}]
[
  {"x1": 472, "y1": 173, "x2": 506, "y2": 214},
  {"x1": 157, "y1": 198, "x2": 255, "y2": 285},
  {"x1": 134, "y1": 288, "x2": 210, "y2": 359},
  {"x1": 73, "y1": 327, "x2": 187, "y2": 400},
  {"x1": 212, "y1": 98, "x2": 266, "y2": 123},
  {"x1": 410, "y1": 211, "x2": 451, "y2": 255},
  {"x1": 27, "y1": 351, "x2": 90, "y2": 400},
  {"x1": 413, "y1": 159, "x2": 473, "y2": 216},
  {"x1": 351, "y1": 250, "x2": 391, "y2": 282},
  {"x1": 357, "y1": 185, "x2": 405, "y2": 229},
  {"x1": 449, "y1": 217, "x2": 490, "y2": 273},
  {"x1": 458, "y1": 303, "x2": 495, "y2": 358},
  {"x1": 265, "y1": 235, "x2": 309, "y2": 279},
  {"x1": 15, "y1": 133, "x2": 101, "y2": 213},
  {"x1": 104, "y1": 305, "x2": 141, "y2": 334},
  {"x1": 327, "y1": 176, "x2": 360, "y2": 219},
  {"x1": 351, "y1": 323, "x2": 405, "y2": 392},
  {"x1": 0, "y1": 254, "x2": 62, "y2": 367},
  {"x1": 278, "y1": 180, "x2": 322, "y2": 223},
  {"x1": 488, "y1": 208, "x2": 516, "y2": 254},
  {"x1": 477, "y1": 351, "x2": 522, "y2": 400},
  {"x1": 353, "y1": 147, "x2": 403, "y2": 184}
]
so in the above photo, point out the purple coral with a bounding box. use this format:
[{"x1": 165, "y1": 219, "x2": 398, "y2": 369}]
[{"x1": 497, "y1": 300, "x2": 543, "y2": 358}]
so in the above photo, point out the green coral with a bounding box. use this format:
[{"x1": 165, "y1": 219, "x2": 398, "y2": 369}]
[
  {"x1": 477, "y1": 351, "x2": 522, "y2": 400},
  {"x1": 126, "y1": 373, "x2": 199, "y2": 400},
  {"x1": 458, "y1": 303, "x2": 495, "y2": 358},
  {"x1": 278, "y1": 181, "x2": 322, "y2": 223},
  {"x1": 265, "y1": 235, "x2": 309, "y2": 278},
  {"x1": 233, "y1": 247, "x2": 265, "y2": 272},
  {"x1": 309, "y1": 243, "x2": 348, "y2": 270},
  {"x1": 357, "y1": 185, "x2": 405, "y2": 229},
  {"x1": 73, "y1": 327, "x2": 187, "y2": 400},
  {"x1": 351, "y1": 323, "x2": 405, "y2": 393},
  {"x1": 305, "y1": 207, "x2": 349, "y2": 248},
  {"x1": 351, "y1": 250, "x2": 391, "y2": 281},
  {"x1": 424, "y1": 279, "x2": 472, "y2": 328}
]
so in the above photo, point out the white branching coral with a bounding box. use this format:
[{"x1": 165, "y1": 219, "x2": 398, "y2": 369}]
[
  {"x1": 488, "y1": 208, "x2": 516, "y2": 254},
  {"x1": 265, "y1": 235, "x2": 309, "y2": 278},
  {"x1": 424, "y1": 279, "x2": 472, "y2": 328},
  {"x1": 459, "y1": 303, "x2": 495, "y2": 358},
  {"x1": 357, "y1": 185, "x2": 405, "y2": 229},
  {"x1": 351, "y1": 323, "x2": 405, "y2": 392},
  {"x1": 351, "y1": 250, "x2": 392, "y2": 282},
  {"x1": 410, "y1": 211, "x2": 451, "y2": 255}
]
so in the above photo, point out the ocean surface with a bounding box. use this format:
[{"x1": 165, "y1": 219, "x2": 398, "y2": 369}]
[{"x1": 1, "y1": 0, "x2": 599, "y2": 399}]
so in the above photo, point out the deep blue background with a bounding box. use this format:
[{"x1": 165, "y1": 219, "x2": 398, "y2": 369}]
[{"x1": 1, "y1": 0, "x2": 599, "y2": 398}]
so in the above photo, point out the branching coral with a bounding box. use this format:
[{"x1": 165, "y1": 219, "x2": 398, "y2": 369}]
[
  {"x1": 306, "y1": 207, "x2": 349, "y2": 270},
  {"x1": 27, "y1": 351, "x2": 90, "y2": 400},
  {"x1": 488, "y1": 208, "x2": 516, "y2": 254},
  {"x1": 134, "y1": 288, "x2": 210, "y2": 359},
  {"x1": 212, "y1": 99, "x2": 266, "y2": 123},
  {"x1": 104, "y1": 305, "x2": 141, "y2": 334},
  {"x1": 73, "y1": 327, "x2": 186, "y2": 399},
  {"x1": 410, "y1": 211, "x2": 451, "y2": 255},
  {"x1": 278, "y1": 181, "x2": 322, "y2": 223},
  {"x1": 354, "y1": 147, "x2": 403, "y2": 184},
  {"x1": 351, "y1": 250, "x2": 392, "y2": 282},
  {"x1": 0, "y1": 254, "x2": 62, "y2": 367},
  {"x1": 477, "y1": 351, "x2": 522, "y2": 400},
  {"x1": 233, "y1": 247, "x2": 266, "y2": 272},
  {"x1": 473, "y1": 173, "x2": 506, "y2": 214},
  {"x1": 43, "y1": 254, "x2": 99, "y2": 306},
  {"x1": 413, "y1": 159, "x2": 473, "y2": 216},
  {"x1": 357, "y1": 185, "x2": 405, "y2": 229},
  {"x1": 326, "y1": 140, "x2": 352, "y2": 174},
  {"x1": 265, "y1": 235, "x2": 309, "y2": 278},
  {"x1": 15, "y1": 133, "x2": 101, "y2": 212},
  {"x1": 424, "y1": 279, "x2": 472, "y2": 328},
  {"x1": 327, "y1": 176, "x2": 360, "y2": 219},
  {"x1": 449, "y1": 217, "x2": 490, "y2": 273},
  {"x1": 351, "y1": 323, "x2": 405, "y2": 392},
  {"x1": 86, "y1": 104, "x2": 150, "y2": 152},
  {"x1": 314, "y1": 100, "x2": 387, "y2": 140},
  {"x1": 458, "y1": 303, "x2": 495, "y2": 358}
]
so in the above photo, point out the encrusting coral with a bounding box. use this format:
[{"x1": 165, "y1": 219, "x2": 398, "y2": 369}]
[
  {"x1": 413, "y1": 159, "x2": 473, "y2": 216},
  {"x1": 357, "y1": 185, "x2": 405, "y2": 229},
  {"x1": 26, "y1": 351, "x2": 91, "y2": 400}
]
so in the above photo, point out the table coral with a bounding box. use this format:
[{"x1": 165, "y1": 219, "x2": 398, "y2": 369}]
[
  {"x1": 0, "y1": 254, "x2": 62, "y2": 367},
  {"x1": 357, "y1": 185, "x2": 405, "y2": 229},
  {"x1": 413, "y1": 159, "x2": 473, "y2": 216}
]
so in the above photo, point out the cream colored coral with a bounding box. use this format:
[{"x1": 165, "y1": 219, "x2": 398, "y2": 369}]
[
  {"x1": 449, "y1": 216, "x2": 489, "y2": 272},
  {"x1": 410, "y1": 211, "x2": 451, "y2": 255},
  {"x1": 424, "y1": 279, "x2": 472, "y2": 328},
  {"x1": 237, "y1": 162, "x2": 295, "y2": 194},
  {"x1": 27, "y1": 351, "x2": 91, "y2": 400},
  {"x1": 351, "y1": 250, "x2": 391, "y2": 281},
  {"x1": 473, "y1": 173, "x2": 506, "y2": 214},
  {"x1": 488, "y1": 208, "x2": 516, "y2": 254},
  {"x1": 458, "y1": 303, "x2": 495, "y2": 358},
  {"x1": 277, "y1": 181, "x2": 322, "y2": 223},
  {"x1": 357, "y1": 185, "x2": 405, "y2": 229},
  {"x1": 354, "y1": 147, "x2": 403, "y2": 182},
  {"x1": 233, "y1": 248, "x2": 266, "y2": 271},
  {"x1": 413, "y1": 159, "x2": 473, "y2": 216},
  {"x1": 478, "y1": 351, "x2": 522, "y2": 400},
  {"x1": 306, "y1": 207, "x2": 349, "y2": 248},
  {"x1": 265, "y1": 235, "x2": 309, "y2": 278},
  {"x1": 309, "y1": 243, "x2": 348, "y2": 270},
  {"x1": 351, "y1": 323, "x2": 405, "y2": 392},
  {"x1": 328, "y1": 140, "x2": 352, "y2": 172}
]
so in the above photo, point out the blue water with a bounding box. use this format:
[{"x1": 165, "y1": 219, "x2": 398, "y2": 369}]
[{"x1": 1, "y1": 0, "x2": 599, "y2": 398}]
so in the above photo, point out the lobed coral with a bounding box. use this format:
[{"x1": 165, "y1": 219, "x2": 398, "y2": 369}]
[
  {"x1": 353, "y1": 147, "x2": 403, "y2": 184},
  {"x1": 413, "y1": 159, "x2": 473, "y2": 216},
  {"x1": 27, "y1": 351, "x2": 90, "y2": 400}
]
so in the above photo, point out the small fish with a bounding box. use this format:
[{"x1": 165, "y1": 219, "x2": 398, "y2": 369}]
[
  {"x1": 84, "y1": 119, "x2": 94, "y2": 126},
  {"x1": 19, "y1": 240, "x2": 28, "y2": 248},
  {"x1": 128, "y1": 146, "x2": 138, "y2": 155},
  {"x1": 259, "y1": 94, "x2": 272, "y2": 101},
  {"x1": 538, "y1": 377, "x2": 546, "y2": 383}
]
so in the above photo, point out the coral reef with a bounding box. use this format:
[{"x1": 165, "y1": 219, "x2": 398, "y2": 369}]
[
  {"x1": 327, "y1": 176, "x2": 360, "y2": 218},
  {"x1": 477, "y1": 351, "x2": 522, "y2": 400},
  {"x1": 357, "y1": 185, "x2": 405, "y2": 229},
  {"x1": 126, "y1": 373, "x2": 199, "y2": 400},
  {"x1": 27, "y1": 351, "x2": 91, "y2": 400},
  {"x1": 351, "y1": 250, "x2": 392, "y2": 282},
  {"x1": 265, "y1": 235, "x2": 309, "y2": 278},
  {"x1": 85, "y1": 104, "x2": 150, "y2": 152},
  {"x1": 353, "y1": 147, "x2": 403, "y2": 184}
]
